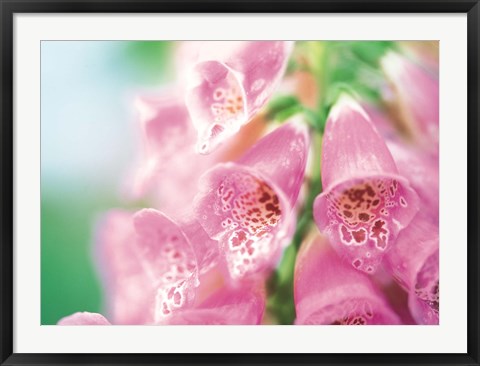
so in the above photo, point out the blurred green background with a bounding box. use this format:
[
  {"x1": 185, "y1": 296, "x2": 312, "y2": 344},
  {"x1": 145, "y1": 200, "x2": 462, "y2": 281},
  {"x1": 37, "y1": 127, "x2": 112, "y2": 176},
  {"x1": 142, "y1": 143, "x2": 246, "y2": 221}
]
[{"x1": 41, "y1": 41, "x2": 173, "y2": 324}]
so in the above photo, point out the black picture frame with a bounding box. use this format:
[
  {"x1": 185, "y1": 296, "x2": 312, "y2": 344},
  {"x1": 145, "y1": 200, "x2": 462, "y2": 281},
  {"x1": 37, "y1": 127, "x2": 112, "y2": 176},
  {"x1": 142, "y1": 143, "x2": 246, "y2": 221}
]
[{"x1": 1, "y1": 1, "x2": 479, "y2": 365}]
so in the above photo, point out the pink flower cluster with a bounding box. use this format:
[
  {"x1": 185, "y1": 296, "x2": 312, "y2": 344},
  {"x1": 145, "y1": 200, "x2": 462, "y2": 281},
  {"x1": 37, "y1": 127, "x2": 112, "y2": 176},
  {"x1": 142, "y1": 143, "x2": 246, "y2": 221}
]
[{"x1": 58, "y1": 42, "x2": 439, "y2": 326}]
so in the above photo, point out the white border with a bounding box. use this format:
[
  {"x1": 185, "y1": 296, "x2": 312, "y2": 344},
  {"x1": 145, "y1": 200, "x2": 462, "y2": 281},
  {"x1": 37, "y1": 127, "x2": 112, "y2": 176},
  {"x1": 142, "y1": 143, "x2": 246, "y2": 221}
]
[{"x1": 14, "y1": 14, "x2": 467, "y2": 353}]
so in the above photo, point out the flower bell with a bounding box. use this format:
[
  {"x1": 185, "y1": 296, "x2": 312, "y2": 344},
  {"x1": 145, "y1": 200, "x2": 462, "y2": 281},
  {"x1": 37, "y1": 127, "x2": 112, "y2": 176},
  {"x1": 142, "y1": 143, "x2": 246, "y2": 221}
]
[
  {"x1": 194, "y1": 119, "x2": 310, "y2": 280},
  {"x1": 94, "y1": 209, "x2": 199, "y2": 324},
  {"x1": 385, "y1": 213, "x2": 439, "y2": 324},
  {"x1": 313, "y1": 95, "x2": 419, "y2": 274},
  {"x1": 294, "y1": 235, "x2": 401, "y2": 325},
  {"x1": 182, "y1": 41, "x2": 294, "y2": 154}
]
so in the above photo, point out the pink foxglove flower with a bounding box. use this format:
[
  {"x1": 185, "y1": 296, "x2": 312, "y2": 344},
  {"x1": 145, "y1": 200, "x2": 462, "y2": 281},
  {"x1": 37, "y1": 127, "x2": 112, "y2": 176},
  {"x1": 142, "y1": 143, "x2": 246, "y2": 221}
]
[
  {"x1": 381, "y1": 52, "x2": 439, "y2": 153},
  {"x1": 57, "y1": 312, "x2": 111, "y2": 325},
  {"x1": 182, "y1": 41, "x2": 294, "y2": 154},
  {"x1": 162, "y1": 283, "x2": 265, "y2": 325},
  {"x1": 131, "y1": 93, "x2": 220, "y2": 215},
  {"x1": 133, "y1": 209, "x2": 199, "y2": 321},
  {"x1": 313, "y1": 95, "x2": 419, "y2": 274},
  {"x1": 96, "y1": 209, "x2": 198, "y2": 324},
  {"x1": 385, "y1": 213, "x2": 439, "y2": 324},
  {"x1": 194, "y1": 119, "x2": 310, "y2": 281},
  {"x1": 294, "y1": 235, "x2": 401, "y2": 325}
]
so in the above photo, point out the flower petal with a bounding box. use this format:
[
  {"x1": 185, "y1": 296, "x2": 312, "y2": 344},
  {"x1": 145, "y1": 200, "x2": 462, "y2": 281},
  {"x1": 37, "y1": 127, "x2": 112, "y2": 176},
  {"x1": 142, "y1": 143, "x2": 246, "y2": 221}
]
[
  {"x1": 194, "y1": 163, "x2": 292, "y2": 280},
  {"x1": 385, "y1": 213, "x2": 439, "y2": 324},
  {"x1": 133, "y1": 209, "x2": 199, "y2": 322},
  {"x1": 409, "y1": 284, "x2": 439, "y2": 325},
  {"x1": 95, "y1": 210, "x2": 153, "y2": 325},
  {"x1": 294, "y1": 235, "x2": 401, "y2": 325},
  {"x1": 321, "y1": 94, "x2": 397, "y2": 189},
  {"x1": 184, "y1": 41, "x2": 294, "y2": 154},
  {"x1": 237, "y1": 118, "x2": 310, "y2": 208},
  {"x1": 57, "y1": 312, "x2": 111, "y2": 325},
  {"x1": 136, "y1": 92, "x2": 196, "y2": 159},
  {"x1": 314, "y1": 96, "x2": 419, "y2": 273},
  {"x1": 177, "y1": 218, "x2": 219, "y2": 275},
  {"x1": 194, "y1": 121, "x2": 309, "y2": 280},
  {"x1": 163, "y1": 283, "x2": 265, "y2": 325},
  {"x1": 95, "y1": 209, "x2": 201, "y2": 325}
]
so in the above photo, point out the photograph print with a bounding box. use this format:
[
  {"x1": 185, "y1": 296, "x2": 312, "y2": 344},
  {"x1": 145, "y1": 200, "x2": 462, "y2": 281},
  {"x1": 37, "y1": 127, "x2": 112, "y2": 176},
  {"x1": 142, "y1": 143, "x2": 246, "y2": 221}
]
[{"x1": 41, "y1": 40, "x2": 439, "y2": 326}]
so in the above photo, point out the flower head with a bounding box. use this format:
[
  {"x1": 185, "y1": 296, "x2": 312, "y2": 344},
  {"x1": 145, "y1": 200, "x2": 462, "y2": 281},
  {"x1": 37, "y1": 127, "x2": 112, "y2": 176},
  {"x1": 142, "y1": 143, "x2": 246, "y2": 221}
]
[
  {"x1": 385, "y1": 213, "x2": 439, "y2": 324},
  {"x1": 294, "y1": 235, "x2": 400, "y2": 325},
  {"x1": 162, "y1": 282, "x2": 265, "y2": 325},
  {"x1": 194, "y1": 119, "x2": 310, "y2": 280},
  {"x1": 183, "y1": 41, "x2": 294, "y2": 154},
  {"x1": 95, "y1": 209, "x2": 198, "y2": 324},
  {"x1": 133, "y1": 209, "x2": 199, "y2": 322},
  {"x1": 313, "y1": 95, "x2": 419, "y2": 274}
]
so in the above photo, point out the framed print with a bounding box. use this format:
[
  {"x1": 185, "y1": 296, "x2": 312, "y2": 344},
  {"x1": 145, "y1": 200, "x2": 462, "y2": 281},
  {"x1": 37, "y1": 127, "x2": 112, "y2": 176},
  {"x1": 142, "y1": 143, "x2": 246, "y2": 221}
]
[{"x1": 1, "y1": 1, "x2": 479, "y2": 365}]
